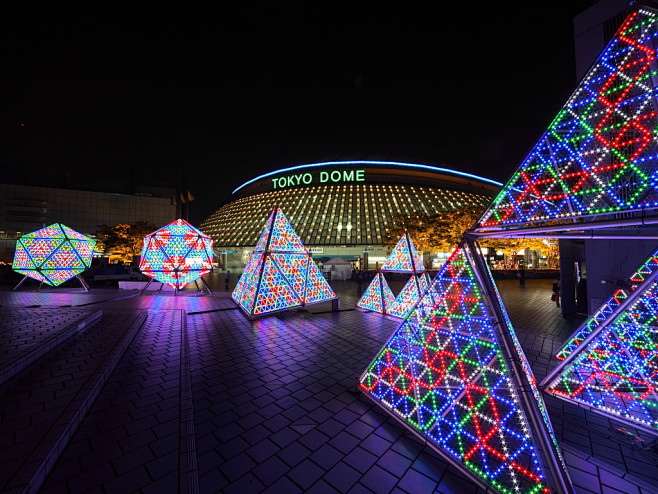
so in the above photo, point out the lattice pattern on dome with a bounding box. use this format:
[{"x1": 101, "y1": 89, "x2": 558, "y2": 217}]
[
  {"x1": 556, "y1": 247, "x2": 658, "y2": 361},
  {"x1": 232, "y1": 207, "x2": 336, "y2": 317},
  {"x1": 544, "y1": 273, "x2": 658, "y2": 434},
  {"x1": 360, "y1": 245, "x2": 569, "y2": 492},
  {"x1": 12, "y1": 223, "x2": 96, "y2": 286},
  {"x1": 476, "y1": 7, "x2": 658, "y2": 232},
  {"x1": 139, "y1": 219, "x2": 214, "y2": 289},
  {"x1": 200, "y1": 180, "x2": 494, "y2": 248}
]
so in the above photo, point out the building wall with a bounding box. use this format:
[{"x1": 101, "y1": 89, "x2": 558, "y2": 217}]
[
  {"x1": 585, "y1": 238, "x2": 658, "y2": 313},
  {"x1": 203, "y1": 183, "x2": 492, "y2": 248},
  {"x1": 203, "y1": 162, "x2": 501, "y2": 273},
  {"x1": 0, "y1": 183, "x2": 176, "y2": 261},
  {"x1": 572, "y1": 1, "x2": 655, "y2": 315},
  {"x1": 574, "y1": 0, "x2": 633, "y2": 80}
]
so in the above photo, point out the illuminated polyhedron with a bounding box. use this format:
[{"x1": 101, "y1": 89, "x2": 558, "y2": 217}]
[
  {"x1": 360, "y1": 244, "x2": 572, "y2": 493},
  {"x1": 232, "y1": 207, "x2": 336, "y2": 318},
  {"x1": 139, "y1": 219, "x2": 214, "y2": 290},
  {"x1": 542, "y1": 247, "x2": 658, "y2": 435},
  {"x1": 360, "y1": 6, "x2": 658, "y2": 492},
  {"x1": 12, "y1": 223, "x2": 96, "y2": 287},
  {"x1": 357, "y1": 232, "x2": 429, "y2": 318},
  {"x1": 476, "y1": 6, "x2": 658, "y2": 233}
]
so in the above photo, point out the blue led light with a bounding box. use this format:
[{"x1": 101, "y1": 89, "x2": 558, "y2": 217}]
[{"x1": 232, "y1": 161, "x2": 503, "y2": 194}]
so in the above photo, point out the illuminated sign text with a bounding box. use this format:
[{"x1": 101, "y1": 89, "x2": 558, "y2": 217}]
[{"x1": 272, "y1": 169, "x2": 365, "y2": 189}]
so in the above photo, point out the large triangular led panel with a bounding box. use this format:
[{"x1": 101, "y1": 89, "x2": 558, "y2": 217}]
[
  {"x1": 555, "y1": 247, "x2": 658, "y2": 361},
  {"x1": 232, "y1": 207, "x2": 336, "y2": 318},
  {"x1": 357, "y1": 233, "x2": 427, "y2": 317},
  {"x1": 12, "y1": 223, "x2": 96, "y2": 286},
  {"x1": 387, "y1": 272, "x2": 431, "y2": 319},
  {"x1": 543, "y1": 251, "x2": 658, "y2": 435},
  {"x1": 380, "y1": 232, "x2": 425, "y2": 273},
  {"x1": 253, "y1": 206, "x2": 307, "y2": 254},
  {"x1": 475, "y1": 7, "x2": 658, "y2": 234},
  {"x1": 232, "y1": 253, "x2": 263, "y2": 312},
  {"x1": 359, "y1": 244, "x2": 572, "y2": 493},
  {"x1": 356, "y1": 272, "x2": 395, "y2": 314},
  {"x1": 139, "y1": 219, "x2": 214, "y2": 290}
]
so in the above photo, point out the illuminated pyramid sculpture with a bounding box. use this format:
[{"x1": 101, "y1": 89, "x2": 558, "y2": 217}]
[
  {"x1": 357, "y1": 232, "x2": 430, "y2": 318},
  {"x1": 139, "y1": 219, "x2": 214, "y2": 292},
  {"x1": 359, "y1": 7, "x2": 658, "y2": 491},
  {"x1": 12, "y1": 223, "x2": 96, "y2": 290},
  {"x1": 360, "y1": 244, "x2": 573, "y2": 493},
  {"x1": 555, "y1": 248, "x2": 658, "y2": 361},
  {"x1": 474, "y1": 6, "x2": 658, "y2": 236},
  {"x1": 357, "y1": 272, "x2": 395, "y2": 314},
  {"x1": 542, "y1": 248, "x2": 658, "y2": 435},
  {"x1": 232, "y1": 207, "x2": 337, "y2": 318}
]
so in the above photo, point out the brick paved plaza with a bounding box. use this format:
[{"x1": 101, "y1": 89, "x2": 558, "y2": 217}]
[{"x1": 0, "y1": 277, "x2": 657, "y2": 493}]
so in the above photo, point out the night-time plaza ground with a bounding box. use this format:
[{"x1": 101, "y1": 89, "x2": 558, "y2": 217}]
[{"x1": 0, "y1": 276, "x2": 657, "y2": 494}]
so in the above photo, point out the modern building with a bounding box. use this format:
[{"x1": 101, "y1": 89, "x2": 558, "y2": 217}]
[
  {"x1": 200, "y1": 161, "x2": 501, "y2": 270},
  {"x1": 561, "y1": 0, "x2": 658, "y2": 316},
  {"x1": 0, "y1": 182, "x2": 177, "y2": 262}
]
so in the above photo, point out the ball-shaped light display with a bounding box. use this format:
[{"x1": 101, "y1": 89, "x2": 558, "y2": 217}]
[
  {"x1": 12, "y1": 223, "x2": 96, "y2": 286},
  {"x1": 139, "y1": 219, "x2": 214, "y2": 289}
]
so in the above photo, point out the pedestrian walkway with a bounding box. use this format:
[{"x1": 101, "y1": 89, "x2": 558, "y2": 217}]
[{"x1": 0, "y1": 278, "x2": 655, "y2": 493}]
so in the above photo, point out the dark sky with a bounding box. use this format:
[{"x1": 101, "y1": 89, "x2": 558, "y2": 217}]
[{"x1": 1, "y1": 3, "x2": 595, "y2": 224}]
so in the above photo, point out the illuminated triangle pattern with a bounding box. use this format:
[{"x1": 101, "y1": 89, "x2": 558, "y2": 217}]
[
  {"x1": 357, "y1": 273, "x2": 395, "y2": 313},
  {"x1": 381, "y1": 232, "x2": 425, "y2": 273},
  {"x1": 12, "y1": 223, "x2": 96, "y2": 286},
  {"x1": 360, "y1": 245, "x2": 568, "y2": 493},
  {"x1": 544, "y1": 253, "x2": 658, "y2": 434},
  {"x1": 388, "y1": 272, "x2": 431, "y2": 319},
  {"x1": 232, "y1": 207, "x2": 336, "y2": 317},
  {"x1": 254, "y1": 207, "x2": 307, "y2": 254},
  {"x1": 357, "y1": 233, "x2": 427, "y2": 317},
  {"x1": 139, "y1": 219, "x2": 214, "y2": 289},
  {"x1": 477, "y1": 7, "x2": 658, "y2": 231},
  {"x1": 556, "y1": 247, "x2": 658, "y2": 361},
  {"x1": 232, "y1": 254, "x2": 263, "y2": 313}
]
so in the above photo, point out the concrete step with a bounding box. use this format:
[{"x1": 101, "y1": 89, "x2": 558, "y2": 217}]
[{"x1": 0, "y1": 309, "x2": 148, "y2": 494}]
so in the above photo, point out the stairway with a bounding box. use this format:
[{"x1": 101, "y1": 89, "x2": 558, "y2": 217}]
[{"x1": 0, "y1": 308, "x2": 150, "y2": 493}]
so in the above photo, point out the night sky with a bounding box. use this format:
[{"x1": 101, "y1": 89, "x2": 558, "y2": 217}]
[{"x1": 1, "y1": 3, "x2": 596, "y2": 225}]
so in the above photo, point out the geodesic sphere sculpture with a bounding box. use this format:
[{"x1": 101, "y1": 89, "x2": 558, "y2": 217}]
[
  {"x1": 12, "y1": 223, "x2": 96, "y2": 286},
  {"x1": 139, "y1": 219, "x2": 214, "y2": 289}
]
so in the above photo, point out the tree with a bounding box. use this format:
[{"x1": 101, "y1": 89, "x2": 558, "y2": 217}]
[
  {"x1": 384, "y1": 208, "x2": 561, "y2": 268},
  {"x1": 384, "y1": 207, "x2": 484, "y2": 253},
  {"x1": 95, "y1": 221, "x2": 156, "y2": 264}
]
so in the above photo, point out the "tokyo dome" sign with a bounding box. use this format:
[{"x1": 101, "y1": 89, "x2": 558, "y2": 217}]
[{"x1": 272, "y1": 169, "x2": 365, "y2": 189}]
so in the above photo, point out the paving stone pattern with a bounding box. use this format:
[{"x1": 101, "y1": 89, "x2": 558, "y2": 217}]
[
  {"x1": 0, "y1": 280, "x2": 656, "y2": 493},
  {"x1": 0, "y1": 308, "x2": 146, "y2": 493},
  {"x1": 39, "y1": 310, "x2": 185, "y2": 494},
  {"x1": 188, "y1": 305, "x2": 486, "y2": 494},
  {"x1": 0, "y1": 308, "x2": 101, "y2": 385},
  {"x1": 0, "y1": 290, "x2": 131, "y2": 308}
]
